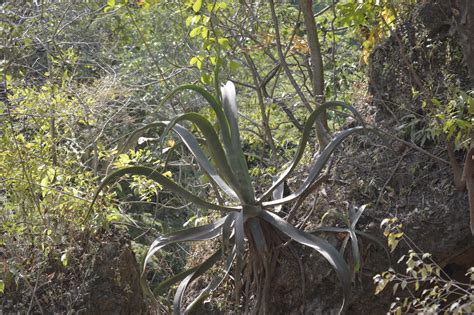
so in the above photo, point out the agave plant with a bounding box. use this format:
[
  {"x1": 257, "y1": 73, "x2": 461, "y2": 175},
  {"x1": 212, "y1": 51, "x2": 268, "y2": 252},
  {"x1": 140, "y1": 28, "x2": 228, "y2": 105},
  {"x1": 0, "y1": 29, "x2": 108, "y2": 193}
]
[
  {"x1": 89, "y1": 81, "x2": 368, "y2": 314},
  {"x1": 313, "y1": 205, "x2": 391, "y2": 274}
]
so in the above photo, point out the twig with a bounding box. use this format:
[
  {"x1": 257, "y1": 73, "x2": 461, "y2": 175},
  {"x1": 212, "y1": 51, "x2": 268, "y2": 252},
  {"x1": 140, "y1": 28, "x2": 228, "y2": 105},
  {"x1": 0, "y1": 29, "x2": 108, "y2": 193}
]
[
  {"x1": 375, "y1": 150, "x2": 409, "y2": 209},
  {"x1": 268, "y1": 0, "x2": 312, "y2": 112},
  {"x1": 375, "y1": 128, "x2": 450, "y2": 166}
]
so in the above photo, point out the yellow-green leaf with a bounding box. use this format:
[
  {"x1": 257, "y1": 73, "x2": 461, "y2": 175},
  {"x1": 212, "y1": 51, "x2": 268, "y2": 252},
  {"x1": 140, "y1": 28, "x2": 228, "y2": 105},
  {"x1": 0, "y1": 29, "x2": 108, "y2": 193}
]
[
  {"x1": 375, "y1": 279, "x2": 388, "y2": 295},
  {"x1": 61, "y1": 252, "x2": 68, "y2": 267},
  {"x1": 193, "y1": 0, "x2": 202, "y2": 12}
]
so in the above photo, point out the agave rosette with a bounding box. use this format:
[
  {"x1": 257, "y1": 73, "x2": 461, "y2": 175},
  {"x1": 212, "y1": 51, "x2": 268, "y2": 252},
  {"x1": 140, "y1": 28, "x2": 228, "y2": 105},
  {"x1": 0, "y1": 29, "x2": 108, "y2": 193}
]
[{"x1": 90, "y1": 81, "x2": 369, "y2": 313}]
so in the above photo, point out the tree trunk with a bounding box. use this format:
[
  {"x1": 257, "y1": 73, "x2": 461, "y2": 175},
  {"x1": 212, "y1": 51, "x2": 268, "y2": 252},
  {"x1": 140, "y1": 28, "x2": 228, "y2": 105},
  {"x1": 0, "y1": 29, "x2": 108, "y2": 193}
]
[
  {"x1": 300, "y1": 0, "x2": 329, "y2": 132},
  {"x1": 451, "y1": 0, "x2": 474, "y2": 235},
  {"x1": 451, "y1": 0, "x2": 474, "y2": 88}
]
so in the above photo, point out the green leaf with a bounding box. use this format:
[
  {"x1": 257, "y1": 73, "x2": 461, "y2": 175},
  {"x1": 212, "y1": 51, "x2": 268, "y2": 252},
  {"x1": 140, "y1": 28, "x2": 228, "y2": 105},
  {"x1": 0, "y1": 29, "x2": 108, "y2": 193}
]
[
  {"x1": 190, "y1": 26, "x2": 202, "y2": 38},
  {"x1": 145, "y1": 216, "x2": 228, "y2": 270},
  {"x1": 261, "y1": 210, "x2": 351, "y2": 313},
  {"x1": 88, "y1": 166, "x2": 239, "y2": 219},
  {"x1": 200, "y1": 73, "x2": 212, "y2": 85},
  {"x1": 259, "y1": 101, "x2": 365, "y2": 203},
  {"x1": 234, "y1": 210, "x2": 244, "y2": 300},
  {"x1": 0, "y1": 280, "x2": 4, "y2": 294},
  {"x1": 156, "y1": 84, "x2": 231, "y2": 142},
  {"x1": 263, "y1": 126, "x2": 368, "y2": 207},
  {"x1": 185, "y1": 16, "x2": 193, "y2": 27},
  {"x1": 221, "y1": 81, "x2": 255, "y2": 203},
  {"x1": 217, "y1": 38, "x2": 230, "y2": 49},
  {"x1": 271, "y1": 175, "x2": 284, "y2": 212},
  {"x1": 192, "y1": 0, "x2": 202, "y2": 12},
  {"x1": 229, "y1": 60, "x2": 239, "y2": 72},
  {"x1": 171, "y1": 123, "x2": 238, "y2": 200},
  {"x1": 154, "y1": 249, "x2": 221, "y2": 295},
  {"x1": 248, "y1": 217, "x2": 267, "y2": 253},
  {"x1": 201, "y1": 27, "x2": 209, "y2": 39},
  {"x1": 161, "y1": 113, "x2": 239, "y2": 200},
  {"x1": 190, "y1": 56, "x2": 199, "y2": 65}
]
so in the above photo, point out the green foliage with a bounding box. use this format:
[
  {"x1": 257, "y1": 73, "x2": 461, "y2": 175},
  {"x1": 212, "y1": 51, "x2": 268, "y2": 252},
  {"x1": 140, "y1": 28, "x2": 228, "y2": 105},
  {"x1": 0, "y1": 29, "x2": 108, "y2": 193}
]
[
  {"x1": 90, "y1": 81, "x2": 369, "y2": 313},
  {"x1": 0, "y1": 79, "x2": 123, "y2": 302},
  {"x1": 431, "y1": 89, "x2": 473, "y2": 150},
  {"x1": 375, "y1": 219, "x2": 474, "y2": 314}
]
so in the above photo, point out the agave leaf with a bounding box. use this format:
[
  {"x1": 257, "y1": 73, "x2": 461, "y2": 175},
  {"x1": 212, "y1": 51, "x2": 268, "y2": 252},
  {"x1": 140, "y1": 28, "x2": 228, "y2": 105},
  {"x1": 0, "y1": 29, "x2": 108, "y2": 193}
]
[
  {"x1": 222, "y1": 212, "x2": 236, "y2": 253},
  {"x1": 161, "y1": 112, "x2": 241, "y2": 199},
  {"x1": 172, "y1": 123, "x2": 239, "y2": 200},
  {"x1": 145, "y1": 216, "x2": 228, "y2": 269},
  {"x1": 350, "y1": 205, "x2": 367, "y2": 230},
  {"x1": 271, "y1": 175, "x2": 285, "y2": 213},
  {"x1": 234, "y1": 210, "x2": 245, "y2": 300},
  {"x1": 185, "y1": 245, "x2": 235, "y2": 313},
  {"x1": 248, "y1": 217, "x2": 268, "y2": 254},
  {"x1": 118, "y1": 122, "x2": 163, "y2": 155},
  {"x1": 262, "y1": 127, "x2": 366, "y2": 207},
  {"x1": 89, "y1": 166, "x2": 239, "y2": 219},
  {"x1": 117, "y1": 120, "x2": 239, "y2": 201},
  {"x1": 311, "y1": 225, "x2": 391, "y2": 270},
  {"x1": 153, "y1": 250, "x2": 220, "y2": 296},
  {"x1": 220, "y1": 81, "x2": 255, "y2": 204},
  {"x1": 173, "y1": 248, "x2": 225, "y2": 315},
  {"x1": 159, "y1": 84, "x2": 231, "y2": 141},
  {"x1": 260, "y1": 210, "x2": 351, "y2": 313},
  {"x1": 259, "y1": 102, "x2": 365, "y2": 203},
  {"x1": 348, "y1": 228, "x2": 361, "y2": 272}
]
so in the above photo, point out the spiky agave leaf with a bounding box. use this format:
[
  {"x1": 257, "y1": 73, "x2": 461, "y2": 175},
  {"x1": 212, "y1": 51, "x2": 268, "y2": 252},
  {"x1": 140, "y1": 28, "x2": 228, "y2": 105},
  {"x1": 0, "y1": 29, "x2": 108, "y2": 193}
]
[
  {"x1": 161, "y1": 112, "x2": 244, "y2": 201},
  {"x1": 311, "y1": 205, "x2": 391, "y2": 271},
  {"x1": 262, "y1": 127, "x2": 368, "y2": 207},
  {"x1": 144, "y1": 216, "x2": 229, "y2": 267},
  {"x1": 260, "y1": 210, "x2": 352, "y2": 313},
  {"x1": 259, "y1": 101, "x2": 365, "y2": 203},
  {"x1": 220, "y1": 81, "x2": 255, "y2": 204},
  {"x1": 88, "y1": 166, "x2": 240, "y2": 219},
  {"x1": 116, "y1": 119, "x2": 239, "y2": 201}
]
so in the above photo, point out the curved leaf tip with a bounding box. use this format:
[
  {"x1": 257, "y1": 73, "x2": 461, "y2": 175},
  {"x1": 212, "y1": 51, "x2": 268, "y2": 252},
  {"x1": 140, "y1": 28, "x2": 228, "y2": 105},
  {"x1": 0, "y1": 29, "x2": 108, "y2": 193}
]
[{"x1": 221, "y1": 81, "x2": 237, "y2": 114}]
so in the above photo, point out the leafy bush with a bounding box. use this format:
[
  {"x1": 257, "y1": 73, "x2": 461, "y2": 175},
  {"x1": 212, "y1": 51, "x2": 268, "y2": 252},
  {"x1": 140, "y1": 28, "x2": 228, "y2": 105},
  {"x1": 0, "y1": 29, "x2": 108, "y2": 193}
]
[{"x1": 374, "y1": 218, "x2": 474, "y2": 314}]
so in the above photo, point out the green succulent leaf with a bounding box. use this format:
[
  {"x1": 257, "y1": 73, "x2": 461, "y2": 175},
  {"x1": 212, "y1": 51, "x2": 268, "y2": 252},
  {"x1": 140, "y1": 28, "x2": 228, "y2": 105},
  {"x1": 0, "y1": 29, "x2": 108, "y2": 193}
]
[
  {"x1": 220, "y1": 81, "x2": 255, "y2": 203},
  {"x1": 118, "y1": 119, "x2": 238, "y2": 200},
  {"x1": 248, "y1": 217, "x2": 268, "y2": 254},
  {"x1": 263, "y1": 126, "x2": 367, "y2": 207},
  {"x1": 88, "y1": 166, "x2": 239, "y2": 218},
  {"x1": 260, "y1": 210, "x2": 351, "y2": 313},
  {"x1": 145, "y1": 216, "x2": 228, "y2": 272},
  {"x1": 311, "y1": 226, "x2": 392, "y2": 270},
  {"x1": 161, "y1": 112, "x2": 241, "y2": 199},
  {"x1": 159, "y1": 84, "x2": 231, "y2": 144},
  {"x1": 259, "y1": 101, "x2": 365, "y2": 203},
  {"x1": 184, "y1": 246, "x2": 235, "y2": 313},
  {"x1": 234, "y1": 210, "x2": 245, "y2": 298},
  {"x1": 153, "y1": 250, "x2": 221, "y2": 295},
  {"x1": 172, "y1": 123, "x2": 238, "y2": 200}
]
